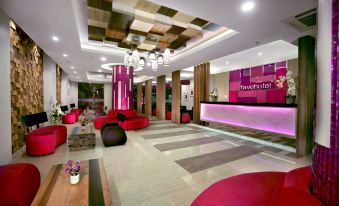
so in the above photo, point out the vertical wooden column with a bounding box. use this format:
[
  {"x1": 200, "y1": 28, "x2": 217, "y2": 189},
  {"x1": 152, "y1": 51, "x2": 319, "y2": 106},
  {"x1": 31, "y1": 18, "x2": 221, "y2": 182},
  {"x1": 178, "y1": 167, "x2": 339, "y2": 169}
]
[
  {"x1": 172, "y1": 70, "x2": 181, "y2": 124},
  {"x1": 296, "y1": 35, "x2": 316, "y2": 156},
  {"x1": 193, "y1": 62, "x2": 210, "y2": 125},
  {"x1": 145, "y1": 80, "x2": 152, "y2": 116},
  {"x1": 156, "y1": 75, "x2": 166, "y2": 120},
  {"x1": 137, "y1": 83, "x2": 142, "y2": 113}
]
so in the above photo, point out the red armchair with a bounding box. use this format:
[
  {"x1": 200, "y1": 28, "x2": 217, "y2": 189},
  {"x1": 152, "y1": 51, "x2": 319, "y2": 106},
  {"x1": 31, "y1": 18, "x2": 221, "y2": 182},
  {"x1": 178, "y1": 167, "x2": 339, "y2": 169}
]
[
  {"x1": 94, "y1": 109, "x2": 149, "y2": 130},
  {"x1": 0, "y1": 163, "x2": 40, "y2": 206},
  {"x1": 192, "y1": 166, "x2": 323, "y2": 206},
  {"x1": 62, "y1": 113, "x2": 77, "y2": 124}
]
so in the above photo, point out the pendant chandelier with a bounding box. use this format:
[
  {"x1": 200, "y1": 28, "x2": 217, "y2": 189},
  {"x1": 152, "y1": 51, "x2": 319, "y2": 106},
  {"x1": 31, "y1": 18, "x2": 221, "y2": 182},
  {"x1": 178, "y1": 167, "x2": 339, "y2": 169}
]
[{"x1": 123, "y1": 48, "x2": 171, "y2": 72}]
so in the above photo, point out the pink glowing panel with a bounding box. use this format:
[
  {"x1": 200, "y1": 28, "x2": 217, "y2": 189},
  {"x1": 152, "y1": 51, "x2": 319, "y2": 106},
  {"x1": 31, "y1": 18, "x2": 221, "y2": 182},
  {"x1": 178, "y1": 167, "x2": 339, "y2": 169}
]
[
  {"x1": 250, "y1": 75, "x2": 275, "y2": 83},
  {"x1": 200, "y1": 103, "x2": 296, "y2": 136}
]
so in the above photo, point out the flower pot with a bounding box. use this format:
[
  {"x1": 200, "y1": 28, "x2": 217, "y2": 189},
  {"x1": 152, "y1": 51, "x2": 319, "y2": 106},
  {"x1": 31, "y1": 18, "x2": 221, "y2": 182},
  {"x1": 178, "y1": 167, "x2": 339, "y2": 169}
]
[
  {"x1": 70, "y1": 173, "x2": 80, "y2": 184},
  {"x1": 81, "y1": 126, "x2": 86, "y2": 130},
  {"x1": 285, "y1": 96, "x2": 296, "y2": 104}
]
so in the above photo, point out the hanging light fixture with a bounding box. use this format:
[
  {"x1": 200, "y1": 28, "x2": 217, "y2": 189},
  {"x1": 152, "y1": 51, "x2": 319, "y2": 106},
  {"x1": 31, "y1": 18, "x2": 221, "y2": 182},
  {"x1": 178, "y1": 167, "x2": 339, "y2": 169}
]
[
  {"x1": 148, "y1": 51, "x2": 156, "y2": 62},
  {"x1": 124, "y1": 50, "x2": 130, "y2": 67},
  {"x1": 139, "y1": 57, "x2": 145, "y2": 67},
  {"x1": 132, "y1": 49, "x2": 140, "y2": 67},
  {"x1": 151, "y1": 60, "x2": 158, "y2": 71},
  {"x1": 157, "y1": 54, "x2": 164, "y2": 65},
  {"x1": 163, "y1": 48, "x2": 171, "y2": 66}
]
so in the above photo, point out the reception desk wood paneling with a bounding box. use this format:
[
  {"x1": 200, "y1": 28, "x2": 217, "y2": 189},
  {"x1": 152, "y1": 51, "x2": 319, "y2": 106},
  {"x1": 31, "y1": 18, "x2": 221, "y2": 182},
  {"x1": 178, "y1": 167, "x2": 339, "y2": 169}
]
[{"x1": 200, "y1": 102, "x2": 297, "y2": 137}]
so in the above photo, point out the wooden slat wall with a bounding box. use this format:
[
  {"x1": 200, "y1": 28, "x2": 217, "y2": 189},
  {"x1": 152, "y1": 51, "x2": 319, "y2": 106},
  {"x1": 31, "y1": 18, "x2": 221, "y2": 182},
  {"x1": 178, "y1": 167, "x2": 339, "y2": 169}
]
[
  {"x1": 145, "y1": 80, "x2": 152, "y2": 116},
  {"x1": 296, "y1": 36, "x2": 316, "y2": 156},
  {"x1": 137, "y1": 83, "x2": 142, "y2": 113},
  {"x1": 193, "y1": 62, "x2": 210, "y2": 125},
  {"x1": 156, "y1": 75, "x2": 166, "y2": 120},
  {"x1": 172, "y1": 70, "x2": 181, "y2": 124},
  {"x1": 10, "y1": 25, "x2": 44, "y2": 153},
  {"x1": 56, "y1": 65, "x2": 62, "y2": 104}
]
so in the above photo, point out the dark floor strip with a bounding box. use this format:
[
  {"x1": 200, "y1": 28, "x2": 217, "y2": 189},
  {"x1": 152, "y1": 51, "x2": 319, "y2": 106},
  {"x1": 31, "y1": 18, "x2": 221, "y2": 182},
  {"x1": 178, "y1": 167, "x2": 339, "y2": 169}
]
[
  {"x1": 142, "y1": 129, "x2": 202, "y2": 139},
  {"x1": 154, "y1": 135, "x2": 226, "y2": 151},
  {"x1": 137, "y1": 125, "x2": 182, "y2": 131},
  {"x1": 175, "y1": 145, "x2": 261, "y2": 173},
  {"x1": 88, "y1": 159, "x2": 105, "y2": 206}
]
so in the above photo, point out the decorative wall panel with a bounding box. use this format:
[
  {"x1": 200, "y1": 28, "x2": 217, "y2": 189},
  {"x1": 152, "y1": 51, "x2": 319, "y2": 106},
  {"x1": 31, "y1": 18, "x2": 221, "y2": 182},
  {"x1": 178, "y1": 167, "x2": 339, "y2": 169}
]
[
  {"x1": 56, "y1": 65, "x2": 62, "y2": 104},
  {"x1": 10, "y1": 25, "x2": 44, "y2": 152},
  {"x1": 312, "y1": 1, "x2": 339, "y2": 205},
  {"x1": 229, "y1": 60, "x2": 292, "y2": 103},
  {"x1": 112, "y1": 65, "x2": 133, "y2": 110}
]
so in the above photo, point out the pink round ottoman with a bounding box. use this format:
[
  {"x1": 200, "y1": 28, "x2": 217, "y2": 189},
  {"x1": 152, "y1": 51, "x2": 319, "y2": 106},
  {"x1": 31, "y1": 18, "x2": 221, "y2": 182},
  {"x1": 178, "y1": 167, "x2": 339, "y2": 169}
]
[
  {"x1": 62, "y1": 113, "x2": 76, "y2": 124},
  {"x1": 181, "y1": 113, "x2": 191, "y2": 123},
  {"x1": 26, "y1": 129, "x2": 56, "y2": 156}
]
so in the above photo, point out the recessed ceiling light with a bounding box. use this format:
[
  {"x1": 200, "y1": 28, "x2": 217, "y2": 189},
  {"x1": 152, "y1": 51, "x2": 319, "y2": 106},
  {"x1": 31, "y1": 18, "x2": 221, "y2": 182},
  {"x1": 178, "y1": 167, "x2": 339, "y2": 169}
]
[
  {"x1": 100, "y1": 57, "x2": 107, "y2": 61},
  {"x1": 73, "y1": 71, "x2": 77, "y2": 74},
  {"x1": 258, "y1": 52, "x2": 263, "y2": 56},
  {"x1": 63, "y1": 53, "x2": 68, "y2": 57},
  {"x1": 70, "y1": 66, "x2": 75, "y2": 69},
  {"x1": 98, "y1": 69, "x2": 102, "y2": 72},
  {"x1": 226, "y1": 61, "x2": 230, "y2": 64},
  {"x1": 52, "y1": 36, "x2": 59, "y2": 42},
  {"x1": 77, "y1": 76, "x2": 80, "y2": 79},
  {"x1": 241, "y1": 1, "x2": 255, "y2": 12}
]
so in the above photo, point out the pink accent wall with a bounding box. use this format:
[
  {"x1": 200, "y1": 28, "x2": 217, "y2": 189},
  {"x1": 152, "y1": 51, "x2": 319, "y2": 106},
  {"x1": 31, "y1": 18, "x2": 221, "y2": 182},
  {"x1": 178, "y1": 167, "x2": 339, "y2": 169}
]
[
  {"x1": 112, "y1": 65, "x2": 133, "y2": 110},
  {"x1": 229, "y1": 61, "x2": 287, "y2": 103}
]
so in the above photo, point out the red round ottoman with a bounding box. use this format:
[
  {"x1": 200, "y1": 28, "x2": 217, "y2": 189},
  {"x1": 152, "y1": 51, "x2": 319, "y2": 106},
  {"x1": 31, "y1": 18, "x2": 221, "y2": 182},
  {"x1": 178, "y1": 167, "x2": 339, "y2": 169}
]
[
  {"x1": 0, "y1": 163, "x2": 40, "y2": 206},
  {"x1": 94, "y1": 116, "x2": 113, "y2": 129},
  {"x1": 44, "y1": 125, "x2": 67, "y2": 146},
  {"x1": 26, "y1": 129, "x2": 56, "y2": 156},
  {"x1": 62, "y1": 113, "x2": 76, "y2": 124},
  {"x1": 166, "y1": 111, "x2": 172, "y2": 120},
  {"x1": 181, "y1": 113, "x2": 191, "y2": 123}
]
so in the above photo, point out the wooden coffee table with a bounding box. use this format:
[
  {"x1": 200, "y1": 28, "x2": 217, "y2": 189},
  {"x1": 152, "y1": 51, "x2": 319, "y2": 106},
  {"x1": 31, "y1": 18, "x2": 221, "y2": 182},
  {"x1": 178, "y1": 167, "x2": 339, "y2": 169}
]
[
  {"x1": 31, "y1": 158, "x2": 112, "y2": 206},
  {"x1": 68, "y1": 124, "x2": 96, "y2": 152}
]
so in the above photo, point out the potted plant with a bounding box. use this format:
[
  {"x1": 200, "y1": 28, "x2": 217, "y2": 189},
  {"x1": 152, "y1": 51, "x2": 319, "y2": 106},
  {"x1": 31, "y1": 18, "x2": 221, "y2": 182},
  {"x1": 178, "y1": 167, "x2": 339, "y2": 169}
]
[
  {"x1": 285, "y1": 70, "x2": 296, "y2": 104},
  {"x1": 65, "y1": 160, "x2": 81, "y2": 184},
  {"x1": 209, "y1": 88, "x2": 219, "y2": 102},
  {"x1": 50, "y1": 101, "x2": 64, "y2": 124}
]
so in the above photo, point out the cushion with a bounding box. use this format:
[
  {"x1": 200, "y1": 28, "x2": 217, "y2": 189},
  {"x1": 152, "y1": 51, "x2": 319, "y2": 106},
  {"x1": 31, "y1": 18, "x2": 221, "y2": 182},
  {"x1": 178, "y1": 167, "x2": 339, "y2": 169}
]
[
  {"x1": 107, "y1": 110, "x2": 118, "y2": 119},
  {"x1": 123, "y1": 110, "x2": 137, "y2": 119}
]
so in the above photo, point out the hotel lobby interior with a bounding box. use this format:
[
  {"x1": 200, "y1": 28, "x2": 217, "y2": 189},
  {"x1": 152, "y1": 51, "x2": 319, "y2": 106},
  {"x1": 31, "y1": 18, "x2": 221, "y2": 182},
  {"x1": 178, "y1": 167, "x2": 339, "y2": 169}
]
[{"x1": 0, "y1": 0, "x2": 338, "y2": 205}]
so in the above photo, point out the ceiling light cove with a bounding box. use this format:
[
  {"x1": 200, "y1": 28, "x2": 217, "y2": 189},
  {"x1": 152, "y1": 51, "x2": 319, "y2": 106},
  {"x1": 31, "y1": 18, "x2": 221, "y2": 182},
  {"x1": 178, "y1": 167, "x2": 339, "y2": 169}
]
[
  {"x1": 73, "y1": 71, "x2": 77, "y2": 74},
  {"x1": 98, "y1": 69, "x2": 102, "y2": 72},
  {"x1": 258, "y1": 52, "x2": 263, "y2": 56},
  {"x1": 101, "y1": 63, "x2": 124, "y2": 71},
  {"x1": 71, "y1": 66, "x2": 75, "y2": 69},
  {"x1": 241, "y1": 2, "x2": 255, "y2": 12},
  {"x1": 52, "y1": 36, "x2": 59, "y2": 42},
  {"x1": 63, "y1": 53, "x2": 68, "y2": 57}
]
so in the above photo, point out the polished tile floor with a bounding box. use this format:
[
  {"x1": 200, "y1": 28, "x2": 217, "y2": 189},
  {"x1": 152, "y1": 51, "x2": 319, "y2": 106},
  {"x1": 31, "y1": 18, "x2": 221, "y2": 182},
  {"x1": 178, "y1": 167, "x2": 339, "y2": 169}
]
[{"x1": 12, "y1": 118, "x2": 311, "y2": 206}]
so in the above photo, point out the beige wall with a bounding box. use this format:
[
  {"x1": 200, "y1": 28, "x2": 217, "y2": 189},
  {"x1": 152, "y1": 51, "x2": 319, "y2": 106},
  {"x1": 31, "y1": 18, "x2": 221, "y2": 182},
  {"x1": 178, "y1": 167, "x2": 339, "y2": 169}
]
[{"x1": 210, "y1": 72, "x2": 230, "y2": 102}]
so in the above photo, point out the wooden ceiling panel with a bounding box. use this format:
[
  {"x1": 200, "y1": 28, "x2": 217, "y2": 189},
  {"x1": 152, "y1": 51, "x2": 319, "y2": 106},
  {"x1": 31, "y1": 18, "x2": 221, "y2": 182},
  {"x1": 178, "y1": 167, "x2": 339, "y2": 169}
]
[
  {"x1": 87, "y1": 7, "x2": 110, "y2": 28},
  {"x1": 130, "y1": 15, "x2": 154, "y2": 33},
  {"x1": 112, "y1": 0, "x2": 138, "y2": 15},
  {"x1": 108, "y1": 11, "x2": 133, "y2": 31},
  {"x1": 88, "y1": 25, "x2": 106, "y2": 37},
  {"x1": 87, "y1": 0, "x2": 112, "y2": 11},
  {"x1": 181, "y1": 26, "x2": 202, "y2": 37},
  {"x1": 125, "y1": 29, "x2": 147, "y2": 44},
  {"x1": 156, "y1": 41, "x2": 170, "y2": 50},
  {"x1": 105, "y1": 28, "x2": 125, "y2": 40},
  {"x1": 173, "y1": 12, "x2": 195, "y2": 24},
  {"x1": 157, "y1": 6, "x2": 177, "y2": 17},
  {"x1": 161, "y1": 33, "x2": 178, "y2": 43},
  {"x1": 135, "y1": 0, "x2": 161, "y2": 14},
  {"x1": 150, "y1": 22, "x2": 171, "y2": 35},
  {"x1": 191, "y1": 18, "x2": 209, "y2": 27},
  {"x1": 166, "y1": 25, "x2": 186, "y2": 35},
  {"x1": 138, "y1": 40, "x2": 157, "y2": 51}
]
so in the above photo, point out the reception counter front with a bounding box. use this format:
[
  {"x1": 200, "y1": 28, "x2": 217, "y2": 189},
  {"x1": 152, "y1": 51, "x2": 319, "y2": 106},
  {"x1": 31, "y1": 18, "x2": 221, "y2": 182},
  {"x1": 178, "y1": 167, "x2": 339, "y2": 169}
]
[{"x1": 200, "y1": 102, "x2": 297, "y2": 136}]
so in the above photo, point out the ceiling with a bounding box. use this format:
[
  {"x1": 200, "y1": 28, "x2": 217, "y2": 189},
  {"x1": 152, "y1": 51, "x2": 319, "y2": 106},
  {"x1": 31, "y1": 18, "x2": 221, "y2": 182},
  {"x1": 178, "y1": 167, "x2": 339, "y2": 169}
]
[{"x1": 0, "y1": 0, "x2": 316, "y2": 83}]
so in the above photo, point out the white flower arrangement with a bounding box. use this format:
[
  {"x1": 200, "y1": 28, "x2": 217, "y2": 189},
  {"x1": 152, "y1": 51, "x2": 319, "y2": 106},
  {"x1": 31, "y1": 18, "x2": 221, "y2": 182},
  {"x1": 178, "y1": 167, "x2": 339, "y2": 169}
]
[
  {"x1": 276, "y1": 75, "x2": 286, "y2": 88},
  {"x1": 286, "y1": 70, "x2": 296, "y2": 96},
  {"x1": 50, "y1": 101, "x2": 64, "y2": 122}
]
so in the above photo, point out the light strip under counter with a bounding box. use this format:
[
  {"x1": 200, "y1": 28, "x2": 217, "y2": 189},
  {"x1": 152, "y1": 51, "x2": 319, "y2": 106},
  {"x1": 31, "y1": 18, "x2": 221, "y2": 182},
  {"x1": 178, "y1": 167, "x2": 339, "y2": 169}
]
[{"x1": 200, "y1": 102, "x2": 297, "y2": 137}]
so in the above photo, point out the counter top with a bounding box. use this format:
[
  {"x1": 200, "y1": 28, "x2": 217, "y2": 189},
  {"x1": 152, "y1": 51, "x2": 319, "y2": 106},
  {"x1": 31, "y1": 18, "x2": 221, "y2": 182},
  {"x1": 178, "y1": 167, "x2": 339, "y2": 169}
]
[{"x1": 200, "y1": 101, "x2": 297, "y2": 108}]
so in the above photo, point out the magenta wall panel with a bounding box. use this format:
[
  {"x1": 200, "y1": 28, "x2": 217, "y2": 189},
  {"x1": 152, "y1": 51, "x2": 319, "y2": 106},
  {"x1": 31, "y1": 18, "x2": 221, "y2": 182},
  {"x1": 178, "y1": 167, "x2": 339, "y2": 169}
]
[
  {"x1": 276, "y1": 61, "x2": 287, "y2": 68},
  {"x1": 229, "y1": 61, "x2": 287, "y2": 103},
  {"x1": 250, "y1": 75, "x2": 275, "y2": 83},
  {"x1": 230, "y1": 82, "x2": 240, "y2": 91},
  {"x1": 229, "y1": 91, "x2": 238, "y2": 102},
  {"x1": 238, "y1": 90, "x2": 257, "y2": 97},
  {"x1": 256, "y1": 90, "x2": 267, "y2": 103},
  {"x1": 312, "y1": 1, "x2": 339, "y2": 205},
  {"x1": 266, "y1": 89, "x2": 285, "y2": 103},
  {"x1": 229, "y1": 70, "x2": 241, "y2": 82},
  {"x1": 251, "y1": 66, "x2": 263, "y2": 77},
  {"x1": 112, "y1": 65, "x2": 133, "y2": 110},
  {"x1": 263, "y1": 63, "x2": 275, "y2": 75}
]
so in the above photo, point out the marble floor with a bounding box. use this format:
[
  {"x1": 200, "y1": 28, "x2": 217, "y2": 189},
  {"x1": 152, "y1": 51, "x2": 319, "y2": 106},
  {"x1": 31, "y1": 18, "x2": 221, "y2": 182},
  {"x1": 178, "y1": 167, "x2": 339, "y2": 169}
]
[{"x1": 12, "y1": 118, "x2": 311, "y2": 206}]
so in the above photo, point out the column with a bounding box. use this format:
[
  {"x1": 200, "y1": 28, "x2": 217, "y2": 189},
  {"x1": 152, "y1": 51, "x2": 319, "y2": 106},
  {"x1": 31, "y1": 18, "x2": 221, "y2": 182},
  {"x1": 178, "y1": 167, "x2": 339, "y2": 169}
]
[
  {"x1": 172, "y1": 70, "x2": 181, "y2": 124},
  {"x1": 296, "y1": 36, "x2": 316, "y2": 156},
  {"x1": 156, "y1": 75, "x2": 166, "y2": 120},
  {"x1": 111, "y1": 65, "x2": 133, "y2": 110},
  {"x1": 193, "y1": 62, "x2": 210, "y2": 125},
  {"x1": 145, "y1": 80, "x2": 152, "y2": 116},
  {"x1": 137, "y1": 83, "x2": 142, "y2": 113}
]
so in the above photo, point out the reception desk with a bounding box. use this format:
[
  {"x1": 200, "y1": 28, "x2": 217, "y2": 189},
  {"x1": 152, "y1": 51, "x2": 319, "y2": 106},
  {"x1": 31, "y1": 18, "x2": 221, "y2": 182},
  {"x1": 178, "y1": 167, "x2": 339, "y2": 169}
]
[{"x1": 200, "y1": 102, "x2": 297, "y2": 136}]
